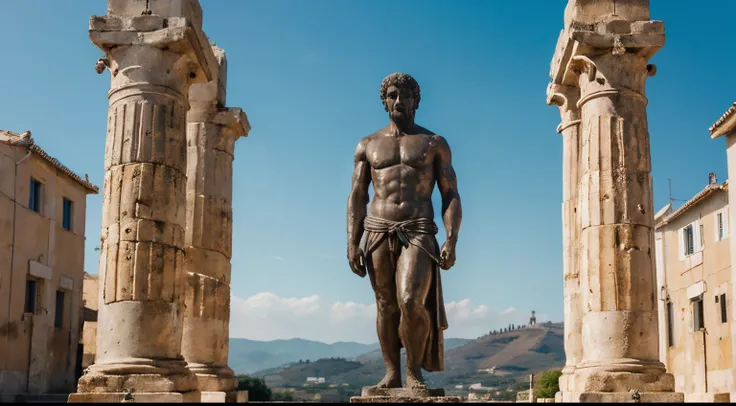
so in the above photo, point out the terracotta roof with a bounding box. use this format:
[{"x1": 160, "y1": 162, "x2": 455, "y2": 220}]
[
  {"x1": 655, "y1": 182, "x2": 728, "y2": 229},
  {"x1": 0, "y1": 130, "x2": 99, "y2": 194},
  {"x1": 653, "y1": 203, "x2": 672, "y2": 223},
  {"x1": 709, "y1": 102, "x2": 736, "y2": 138}
]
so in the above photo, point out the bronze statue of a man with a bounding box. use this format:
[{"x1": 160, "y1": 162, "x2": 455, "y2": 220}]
[{"x1": 346, "y1": 73, "x2": 462, "y2": 395}]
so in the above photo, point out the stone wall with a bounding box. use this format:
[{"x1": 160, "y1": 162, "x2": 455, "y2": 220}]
[
  {"x1": 0, "y1": 141, "x2": 94, "y2": 394},
  {"x1": 655, "y1": 186, "x2": 733, "y2": 401},
  {"x1": 80, "y1": 275, "x2": 99, "y2": 369}
]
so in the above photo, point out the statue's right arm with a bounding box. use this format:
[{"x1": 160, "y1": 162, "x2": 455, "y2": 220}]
[{"x1": 347, "y1": 139, "x2": 371, "y2": 250}]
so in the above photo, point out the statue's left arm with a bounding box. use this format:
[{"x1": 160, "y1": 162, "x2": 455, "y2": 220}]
[{"x1": 434, "y1": 135, "x2": 462, "y2": 270}]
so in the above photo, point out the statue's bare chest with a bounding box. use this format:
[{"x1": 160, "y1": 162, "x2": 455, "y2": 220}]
[{"x1": 366, "y1": 135, "x2": 433, "y2": 170}]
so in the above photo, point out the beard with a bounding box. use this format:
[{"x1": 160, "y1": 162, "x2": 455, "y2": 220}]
[{"x1": 390, "y1": 108, "x2": 414, "y2": 124}]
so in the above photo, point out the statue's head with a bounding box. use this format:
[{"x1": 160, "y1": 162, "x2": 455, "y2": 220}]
[{"x1": 380, "y1": 73, "x2": 421, "y2": 124}]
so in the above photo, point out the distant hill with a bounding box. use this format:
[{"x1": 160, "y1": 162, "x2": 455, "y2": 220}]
[
  {"x1": 230, "y1": 337, "x2": 472, "y2": 375},
  {"x1": 250, "y1": 323, "x2": 565, "y2": 393},
  {"x1": 229, "y1": 338, "x2": 382, "y2": 374},
  {"x1": 352, "y1": 338, "x2": 473, "y2": 364},
  {"x1": 432, "y1": 322, "x2": 565, "y2": 390}
]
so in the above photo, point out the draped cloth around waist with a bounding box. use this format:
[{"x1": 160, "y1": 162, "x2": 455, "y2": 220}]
[{"x1": 361, "y1": 216, "x2": 448, "y2": 372}]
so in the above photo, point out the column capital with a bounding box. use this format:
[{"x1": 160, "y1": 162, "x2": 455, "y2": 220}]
[
  {"x1": 549, "y1": 18, "x2": 664, "y2": 88},
  {"x1": 213, "y1": 108, "x2": 251, "y2": 139},
  {"x1": 547, "y1": 83, "x2": 580, "y2": 110},
  {"x1": 547, "y1": 83, "x2": 581, "y2": 133},
  {"x1": 89, "y1": 14, "x2": 218, "y2": 85}
]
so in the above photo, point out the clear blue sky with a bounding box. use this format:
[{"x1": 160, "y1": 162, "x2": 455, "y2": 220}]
[{"x1": 1, "y1": 1, "x2": 734, "y2": 342}]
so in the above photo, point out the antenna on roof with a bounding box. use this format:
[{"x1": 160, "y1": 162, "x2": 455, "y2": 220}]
[{"x1": 667, "y1": 178, "x2": 688, "y2": 207}]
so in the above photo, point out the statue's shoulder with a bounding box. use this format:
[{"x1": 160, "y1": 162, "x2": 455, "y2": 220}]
[
  {"x1": 426, "y1": 134, "x2": 452, "y2": 158},
  {"x1": 414, "y1": 126, "x2": 449, "y2": 151},
  {"x1": 354, "y1": 130, "x2": 381, "y2": 157},
  {"x1": 410, "y1": 124, "x2": 434, "y2": 137},
  {"x1": 357, "y1": 128, "x2": 388, "y2": 148},
  {"x1": 414, "y1": 125, "x2": 446, "y2": 144}
]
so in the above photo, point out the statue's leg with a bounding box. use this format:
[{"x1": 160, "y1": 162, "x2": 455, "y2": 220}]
[
  {"x1": 396, "y1": 235, "x2": 433, "y2": 390},
  {"x1": 367, "y1": 237, "x2": 402, "y2": 388}
]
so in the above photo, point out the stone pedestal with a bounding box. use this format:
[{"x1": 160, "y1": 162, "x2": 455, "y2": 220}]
[
  {"x1": 350, "y1": 387, "x2": 462, "y2": 404},
  {"x1": 578, "y1": 391, "x2": 684, "y2": 403},
  {"x1": 349, "y1": 396, "x2": 464, "y2": 403},
  {"x1": 547, "y1": 0, "x2": 682, "y2": 402},
  {"x1": 74, "y1": 1, "x2": 218, "y2": 399},
  {"x1": 69, "y1": 392, "x2": 184, "y2": 403},
  {"x1": 181, "y1": 45, "x2": 250, "y2": 395}
]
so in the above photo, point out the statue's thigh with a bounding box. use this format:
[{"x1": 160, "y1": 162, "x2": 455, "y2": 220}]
[
  {"x1": 396, "y1": 237, "x2": 434, "y2": 300},
  {"x1": 368, "y1": 238, "x2": 397, "y2": 297}
]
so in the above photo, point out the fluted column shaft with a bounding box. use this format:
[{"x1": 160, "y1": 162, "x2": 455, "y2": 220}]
[
  {"x1": 575, "y1": 52, "x2": 657, "y2": 365},
  {"x1": 181, "y1": 46, "x2": 249, "y2": 393},
  {"x1": 76, "y1": 10, "x2": 217, "y2": 396},
  {"x1": 569, "y1": 51, "x2": 674, "y2": 394},
  {"x1": 547, "y1": 2, "x2": 681, "y2": 401},
  {"x1": 548, "y1": 84, "x2": 583, "y2": 393}
]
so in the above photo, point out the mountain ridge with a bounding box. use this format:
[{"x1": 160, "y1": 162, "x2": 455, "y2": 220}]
[
  {"x1": 228, "y1": 337, "x2": 473, "y2": 374},
  {"x1": 246, "y1": 322, "x2": 565, "y2": 395}
]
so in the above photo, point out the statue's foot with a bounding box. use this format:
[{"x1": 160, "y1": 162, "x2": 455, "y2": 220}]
[
  {"x1": 374, "y1": 371, "x2": 401, "y2": 389},
  {"x1": 405, "y1": 370, "x2": 427, "y2": 391}
]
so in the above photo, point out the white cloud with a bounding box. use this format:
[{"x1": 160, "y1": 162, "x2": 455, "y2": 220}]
[
  {"x1": 229, "y1": 292, "x2": 526, "y2": 343},
  {"x1": 500, "y1": 307, "x2": 516, "y2": 316},
  {"x1": 271, "y1": 255, "x2": 286, "y2": 261},
  {"x1": 446, "y1": 299, "x2": 490, "y2": 320},
  {"x1": 330, "y1": 301, "x2": 376, "y2": 322}
]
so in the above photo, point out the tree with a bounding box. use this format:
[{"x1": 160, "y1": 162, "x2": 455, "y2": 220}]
[
  {"x1": 495, "y1": 390, "x2": 517, "y2": 401},
  {"x1": 237, "y1": 375, "x2": 272, "y2": 401},
  {"x1": 272, "y1": 392, "x2": 294, "y2": 401},
  {"x1": 534, "y1": 369, "x2": 562, "y2": 399}
]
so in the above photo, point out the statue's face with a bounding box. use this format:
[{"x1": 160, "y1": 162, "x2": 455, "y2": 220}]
[{"x1": 384, "y1": 84, "x2": 416, "y2": 122}]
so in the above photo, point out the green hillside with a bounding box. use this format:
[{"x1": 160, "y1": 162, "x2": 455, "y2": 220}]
[
  {"x1": 229, "y1": 338, "x2": 380, "y2": 374},
  {"x1": 254, "y1": 323, "x2": 565, "y2": 395}
]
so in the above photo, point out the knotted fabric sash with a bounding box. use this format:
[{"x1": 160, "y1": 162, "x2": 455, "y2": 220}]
[
  {"x1": 363, "y1": 216, "x2": 441, "y2": 264},
  {"x1": 361, "y1": 215, "x2": 448, "y2": 372}
]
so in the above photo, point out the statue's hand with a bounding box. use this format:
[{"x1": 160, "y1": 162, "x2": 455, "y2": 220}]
[
  {"x1": 439, "y1": 241, "x2": 456, "y2": 270},
  {"x1": 348, "y1": 245, "x2": 367, "y2": 278}
]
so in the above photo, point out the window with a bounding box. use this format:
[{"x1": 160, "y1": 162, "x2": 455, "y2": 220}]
[
  {"x1": 693, "y1": 296, "x2": 705, "y2": 331},
  {"x1": 62, "y1": 198, "x2": 73, "y2": 231},
  {"x1": 716, "y1": 211, "x2": 729, "y2": 242},
  {"x1": 29, "y1": 178, "x2": 43, "y2": 213},
  {"x1": 666, "y1": 301, "x2": 674, "y2": 347},
  {"x1": 24, "y1": 279, "x2": 37, "y2": 313},
  {"x1": 700, "y1": 224, "x2": 705, "y2": 248},
  {"x1": 54, "y1": 291, "x2": 65, "y2": 328},
  {"x1": 720, "y1": 293, "x2": 728, "y2": 324},
  {"x1": 683, "y1": 224, "x2": 695, "y2": 256}
]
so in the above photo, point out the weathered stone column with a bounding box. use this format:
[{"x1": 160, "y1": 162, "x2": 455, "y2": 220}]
[
  {"x1": 547, "y1": 1, "x2": 682, "y2": 402},
  {"x1": 181, "y1": 45, "x2": 250, "y2": 400},
  {"x1": 71, "y1": 1, "x2": 217, "y2": 402},
  {"x1": 546, "y1": 83, "x2": 582, "y2": 402}
]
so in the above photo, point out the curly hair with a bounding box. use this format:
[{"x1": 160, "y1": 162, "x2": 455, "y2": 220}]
[{"x1": 380, "y1": 73, "x2": 421, "y2": 109}]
